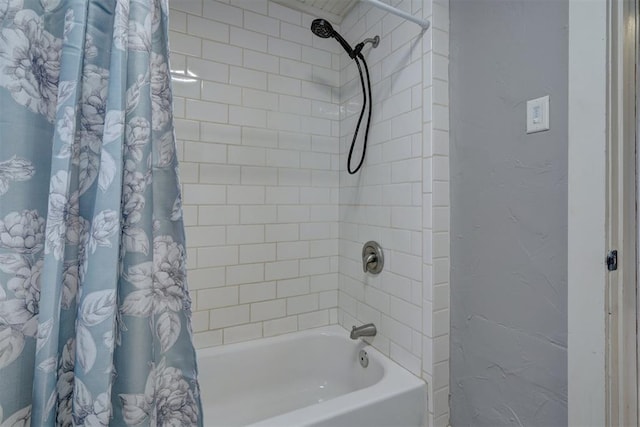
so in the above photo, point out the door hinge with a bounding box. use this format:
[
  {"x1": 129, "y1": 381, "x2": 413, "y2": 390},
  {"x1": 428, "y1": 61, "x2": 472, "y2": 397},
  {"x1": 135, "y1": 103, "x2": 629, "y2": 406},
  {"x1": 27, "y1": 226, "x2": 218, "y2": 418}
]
[{"x1": 607, "y1": 250, "x2": 618, "y2": 271}]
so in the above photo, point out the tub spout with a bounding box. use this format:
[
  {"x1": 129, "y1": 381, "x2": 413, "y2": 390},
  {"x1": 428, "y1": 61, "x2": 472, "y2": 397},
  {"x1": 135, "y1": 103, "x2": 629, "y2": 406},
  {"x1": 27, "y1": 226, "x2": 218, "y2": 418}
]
[{"x1": 350, "y1": 323, "x2": 377, "y2": 339}]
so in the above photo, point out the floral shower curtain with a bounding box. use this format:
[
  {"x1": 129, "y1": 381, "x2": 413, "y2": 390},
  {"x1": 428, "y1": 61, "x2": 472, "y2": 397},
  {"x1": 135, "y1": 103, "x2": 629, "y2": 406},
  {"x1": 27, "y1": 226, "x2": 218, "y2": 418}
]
[{"x1": 0, "y1": 0, "x2": 202, "y2": 425}]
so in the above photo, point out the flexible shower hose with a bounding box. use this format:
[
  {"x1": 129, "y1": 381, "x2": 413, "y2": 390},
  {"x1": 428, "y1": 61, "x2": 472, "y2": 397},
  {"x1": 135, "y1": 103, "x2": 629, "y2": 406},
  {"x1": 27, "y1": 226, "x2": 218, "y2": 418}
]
[{"x1": 348, "y1": 54, "x2": 372, "y2": 175}]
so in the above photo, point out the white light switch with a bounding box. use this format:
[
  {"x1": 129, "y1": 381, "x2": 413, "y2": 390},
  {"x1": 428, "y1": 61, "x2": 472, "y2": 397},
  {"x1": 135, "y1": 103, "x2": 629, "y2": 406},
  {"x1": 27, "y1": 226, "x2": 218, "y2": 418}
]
[{"x1": 526, "y1": 95, "x2": 550, "y2": 134}]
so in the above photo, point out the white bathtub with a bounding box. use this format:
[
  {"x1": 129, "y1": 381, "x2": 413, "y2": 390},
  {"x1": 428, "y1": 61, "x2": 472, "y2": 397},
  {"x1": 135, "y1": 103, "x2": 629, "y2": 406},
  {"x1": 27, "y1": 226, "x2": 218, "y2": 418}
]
[{"x1": 196, "y1": 325, "x2": 426, "y2": 427}]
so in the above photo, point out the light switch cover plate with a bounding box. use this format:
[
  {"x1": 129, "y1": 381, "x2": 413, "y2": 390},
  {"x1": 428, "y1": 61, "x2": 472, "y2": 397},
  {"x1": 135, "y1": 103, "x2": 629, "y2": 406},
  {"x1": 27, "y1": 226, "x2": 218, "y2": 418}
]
[{"x1": 526, "y1": 95, "x2": 550, "y2": 134}]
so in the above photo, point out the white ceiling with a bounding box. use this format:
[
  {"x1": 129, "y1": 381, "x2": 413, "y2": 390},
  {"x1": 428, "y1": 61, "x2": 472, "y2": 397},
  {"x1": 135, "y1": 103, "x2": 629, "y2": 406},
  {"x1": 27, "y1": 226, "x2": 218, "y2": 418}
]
[{"x1": 271, "y1": 0, "x2": 359, "y2": 24}]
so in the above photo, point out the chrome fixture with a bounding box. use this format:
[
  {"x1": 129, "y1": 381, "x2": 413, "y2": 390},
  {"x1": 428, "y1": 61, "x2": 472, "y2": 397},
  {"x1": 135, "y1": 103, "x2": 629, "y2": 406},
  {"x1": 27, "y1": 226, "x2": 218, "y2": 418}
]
[
  {"x1": 362, "y1": 241, "x2": 384, "y2": 274},
  {"x1": 354, "y1": 35, "x2": 380, "y2": 57},
  {"x1": 350, "y1": 323, "x2": 377, "y2": 339},
  {"x1": 358, "y1": 349, "x2": 369, "y2": 368}
]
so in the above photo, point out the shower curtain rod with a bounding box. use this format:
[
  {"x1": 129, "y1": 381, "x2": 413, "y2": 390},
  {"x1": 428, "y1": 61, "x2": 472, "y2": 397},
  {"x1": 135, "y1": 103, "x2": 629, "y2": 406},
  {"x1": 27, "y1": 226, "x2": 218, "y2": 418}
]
[{"x1": 361, "y1": 0, "x2": 430, "y2": 30}]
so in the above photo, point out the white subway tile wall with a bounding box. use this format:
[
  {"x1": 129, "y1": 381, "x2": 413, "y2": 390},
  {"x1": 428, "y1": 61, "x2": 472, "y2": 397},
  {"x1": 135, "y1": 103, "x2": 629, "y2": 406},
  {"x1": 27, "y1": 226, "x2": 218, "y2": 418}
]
[
  {"x1": 426, "y1": 2, "x2": 451, "y2": 426},
  {"x1": 337, "y1": 1, "x2": 450, "y2": 426},
  {"x1": 170, "y1": 0, "x2": 342, "y2": 349},
  {"x1": 170, "y1": 1, "x2": 450, "y2": 426}
]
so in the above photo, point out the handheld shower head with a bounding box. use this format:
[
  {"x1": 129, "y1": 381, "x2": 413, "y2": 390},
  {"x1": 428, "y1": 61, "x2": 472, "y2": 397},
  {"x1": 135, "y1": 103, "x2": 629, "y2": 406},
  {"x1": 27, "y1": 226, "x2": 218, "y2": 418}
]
[
  {"x1": 310, "y1": 19, "x2": 334, "y2": 38},
  {"x1": 310, "y1": 18, "x2": 355, "y2": 58},
  {"x1": 309, "y1": 18, "x2": 379, "y2": 174}
]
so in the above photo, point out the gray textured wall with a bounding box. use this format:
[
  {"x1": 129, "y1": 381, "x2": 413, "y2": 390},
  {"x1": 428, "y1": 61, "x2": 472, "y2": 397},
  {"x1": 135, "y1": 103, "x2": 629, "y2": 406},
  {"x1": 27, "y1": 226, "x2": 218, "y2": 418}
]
[{"x1": 449, "y1": 1, "x2": 568, "y2": 426}]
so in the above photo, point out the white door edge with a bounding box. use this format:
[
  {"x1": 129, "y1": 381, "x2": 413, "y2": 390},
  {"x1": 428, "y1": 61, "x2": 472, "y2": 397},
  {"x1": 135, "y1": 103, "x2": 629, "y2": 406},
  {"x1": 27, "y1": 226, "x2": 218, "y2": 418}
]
[{"x1": 567, "y1": 1, "x2": 608, "y2": 425}]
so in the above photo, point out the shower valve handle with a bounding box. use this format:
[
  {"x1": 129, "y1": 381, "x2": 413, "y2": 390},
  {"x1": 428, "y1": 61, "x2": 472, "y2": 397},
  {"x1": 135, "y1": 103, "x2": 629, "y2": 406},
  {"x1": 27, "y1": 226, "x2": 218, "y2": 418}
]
[{"x1": 362, "y1": 241, "x2": 384, "y2": 274}]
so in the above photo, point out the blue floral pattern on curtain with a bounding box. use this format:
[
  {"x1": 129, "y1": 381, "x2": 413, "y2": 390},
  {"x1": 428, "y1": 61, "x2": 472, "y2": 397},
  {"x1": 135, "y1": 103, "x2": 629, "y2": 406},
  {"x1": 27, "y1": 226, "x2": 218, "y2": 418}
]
[{"x1": 0, "y1": 0, "x2": 202, "y2": 425}]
